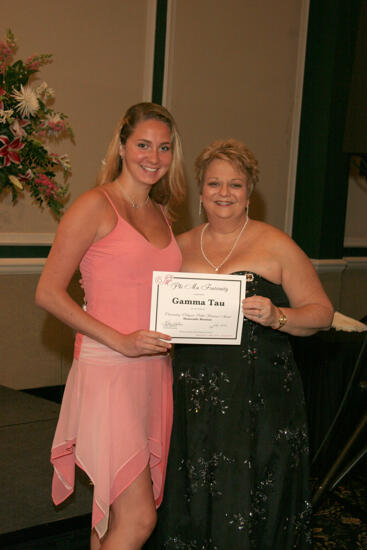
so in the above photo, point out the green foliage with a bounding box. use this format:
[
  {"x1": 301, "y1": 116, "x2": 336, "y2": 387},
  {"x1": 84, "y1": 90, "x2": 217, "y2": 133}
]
[{"x1": 0, "y1": 30, "x2": 73, "y2": 218}]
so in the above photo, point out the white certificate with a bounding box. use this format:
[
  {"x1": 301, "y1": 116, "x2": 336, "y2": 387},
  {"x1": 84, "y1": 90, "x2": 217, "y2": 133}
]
[{"x1": 150, "y1": 271, "x2": 246, "y2": 345}]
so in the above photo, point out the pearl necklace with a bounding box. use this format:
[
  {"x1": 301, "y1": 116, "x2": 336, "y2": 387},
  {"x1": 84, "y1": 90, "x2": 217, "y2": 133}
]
[
  {"x1": 118, "y1": 180, "x2": 150, "y2": 209},
  {"x1": 200, "y1": 216, "x2": 249, "y2": 272}
]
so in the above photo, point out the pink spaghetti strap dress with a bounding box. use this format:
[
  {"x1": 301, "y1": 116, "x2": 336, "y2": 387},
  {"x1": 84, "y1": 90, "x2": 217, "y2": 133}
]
[{"x1": 50, "y1": 191, "x2": 182, "y2": 538}]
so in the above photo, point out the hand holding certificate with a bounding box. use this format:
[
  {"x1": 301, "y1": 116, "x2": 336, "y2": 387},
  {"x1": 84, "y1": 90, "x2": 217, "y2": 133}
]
[{"x1": 150, "y1": 271, "x2": 247, "y2": 344}]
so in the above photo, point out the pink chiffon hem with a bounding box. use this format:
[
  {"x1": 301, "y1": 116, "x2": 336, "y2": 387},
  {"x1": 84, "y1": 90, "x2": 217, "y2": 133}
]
[{"x1": 51, "y1": 336, "x2": 173, "y2": 539}]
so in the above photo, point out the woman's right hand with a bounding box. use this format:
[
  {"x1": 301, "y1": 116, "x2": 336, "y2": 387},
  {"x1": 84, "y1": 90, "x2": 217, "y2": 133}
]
[{"x1": 121, "y1": 330, "x2": 172, "y2": 357}]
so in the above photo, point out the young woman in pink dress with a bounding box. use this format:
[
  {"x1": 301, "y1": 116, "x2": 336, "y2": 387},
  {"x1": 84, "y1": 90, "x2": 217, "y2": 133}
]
[{"x1": 35, "y1": 102, "x2": 186, "y2": 550}]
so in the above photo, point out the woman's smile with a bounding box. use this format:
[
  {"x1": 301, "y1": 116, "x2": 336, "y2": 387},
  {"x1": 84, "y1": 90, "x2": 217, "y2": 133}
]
[
  {"x1": 121, "y1": 119, "x2": 172, "y2": 187},
  {"x1": 201, "y1": 159, "x2": 249, "y2": 217}
]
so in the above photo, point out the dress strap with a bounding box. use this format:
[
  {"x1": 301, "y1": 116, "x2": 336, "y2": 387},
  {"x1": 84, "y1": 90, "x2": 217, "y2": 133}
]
[
  {"x1": 101, "y1": 189, "x2": 121, "y2": 217},
  {"x1": 158, "y1": 204, "x2": 173, "y2": 230},
  {"x1": 101, "y1": 191, "x2": 172, "y2": 234}
]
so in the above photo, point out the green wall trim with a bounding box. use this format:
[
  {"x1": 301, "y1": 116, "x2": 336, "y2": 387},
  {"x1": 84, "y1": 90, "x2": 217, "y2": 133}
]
[
  {"x1": 292, "y1": 0, "x2": 361, "y2": 259},
  {"x1": 0, "y1": 246, "x2": 50, "y2": 258},
  {"x1": 152, "y1": 0, "x2": 168, "y2": 105},
  {"x1": 343, "y1": 247, "x2": 367, "y2": 257}
]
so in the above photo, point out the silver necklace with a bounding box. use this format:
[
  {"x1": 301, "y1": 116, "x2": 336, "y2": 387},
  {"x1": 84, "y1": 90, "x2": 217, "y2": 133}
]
[
  {"x1": 118, "y1": 180, "x2": 150, "y2": 209},
  {"x1": 200, "y1": 216, "x2": 249, "y2": 272}
]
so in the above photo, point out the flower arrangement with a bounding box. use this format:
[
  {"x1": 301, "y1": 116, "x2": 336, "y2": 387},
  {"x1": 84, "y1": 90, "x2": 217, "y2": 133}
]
[{"x1": 0, "y1": 30, "x2": 73, "y2": 217}]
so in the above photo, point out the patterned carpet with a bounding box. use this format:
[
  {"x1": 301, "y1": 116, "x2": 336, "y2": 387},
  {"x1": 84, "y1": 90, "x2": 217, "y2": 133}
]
[{"x1": 312, "y1": 462, "x2": 366, "y2": 549}]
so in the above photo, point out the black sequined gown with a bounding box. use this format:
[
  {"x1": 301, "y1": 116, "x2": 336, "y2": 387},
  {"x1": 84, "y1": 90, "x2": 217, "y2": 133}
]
[{"x1": 145, "y1": 272, "x2": 312, "y2": 550}]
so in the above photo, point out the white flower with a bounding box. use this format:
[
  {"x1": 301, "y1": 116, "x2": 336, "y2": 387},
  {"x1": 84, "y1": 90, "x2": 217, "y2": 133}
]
[
  {"x1": 43, "y1": 113, "x2": 66, "y2": 136},
  {"x1": 36, "y1": 81, "x2": 48, "y2": 95},
  {"x1": 51, "y1": 152, "x2": 72, "y2": 172},
  {"x1": 12, "y1": 85, "x2": 39, "y2": 117},
  {"x1": 58, "y1": 154, "x2": 71, "y2": 172},
  {"x1": 47, "y1": 113, "x2": 62, "y2": 124},
  {"x1": 10, "y1": 119, "x2": 28, "y2": 138},
  {"x1": 0, "y1": 109, "x2": 14, "y2": 123},
  {"x1": 36, "y1": 81, "x2": 55, "y2": 99}
]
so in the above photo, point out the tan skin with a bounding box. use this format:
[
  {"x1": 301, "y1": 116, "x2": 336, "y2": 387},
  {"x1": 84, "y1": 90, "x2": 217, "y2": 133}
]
[
  {"x1": 177, "y1": 159, "x2": 334, "y2": 336},
  {"x1": 36, "y1": 119, "x2": 177, "y2": 550}
]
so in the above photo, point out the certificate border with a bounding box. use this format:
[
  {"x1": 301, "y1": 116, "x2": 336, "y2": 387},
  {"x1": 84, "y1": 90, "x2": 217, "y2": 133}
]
[{"x1": 151, "y1": 274, "x2": 246, "y2": 343}]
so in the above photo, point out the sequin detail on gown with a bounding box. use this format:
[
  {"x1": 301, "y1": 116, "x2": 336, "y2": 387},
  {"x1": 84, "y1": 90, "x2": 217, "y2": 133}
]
[{"x1": 145, "y1": 272, "x2": 312, "y2": 550}]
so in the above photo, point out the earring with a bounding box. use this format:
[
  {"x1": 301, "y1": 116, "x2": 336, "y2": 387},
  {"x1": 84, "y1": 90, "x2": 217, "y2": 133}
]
[{"x1": 199, "y1": 199, "x2": 202, "y2": 216}]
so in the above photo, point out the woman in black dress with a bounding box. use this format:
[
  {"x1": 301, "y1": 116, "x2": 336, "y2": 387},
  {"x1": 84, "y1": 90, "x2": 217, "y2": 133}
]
[{"x1": 147, "y1": 139, "x2": 333, "y2": 549}]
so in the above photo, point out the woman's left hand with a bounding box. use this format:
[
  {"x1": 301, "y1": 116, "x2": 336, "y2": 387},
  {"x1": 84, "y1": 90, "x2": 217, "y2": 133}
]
[{"x1": 242, "y1": 295, "x2": 280, "y2": 328}]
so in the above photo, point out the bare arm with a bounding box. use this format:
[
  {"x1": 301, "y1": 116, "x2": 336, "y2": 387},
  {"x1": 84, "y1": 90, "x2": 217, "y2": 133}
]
[
  {"x1": 35, "y1": 190, "x2": 171, "y2": 356},
  {"x1": 243, "y1": 234, "x2": 334, "y2": 336}
]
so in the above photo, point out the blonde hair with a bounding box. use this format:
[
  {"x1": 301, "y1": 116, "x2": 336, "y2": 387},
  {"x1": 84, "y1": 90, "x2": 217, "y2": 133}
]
[
  {"x1": 96, "y1": 102, "x2": 186, "y2": 219},
  {"x1": 195, "y1": 138, "x2": 259, "y2": 196}
]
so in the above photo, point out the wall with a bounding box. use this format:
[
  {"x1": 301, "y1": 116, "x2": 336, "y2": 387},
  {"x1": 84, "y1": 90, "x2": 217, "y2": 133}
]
[
  {"x1": 167, "y1": 0, "x2": 308, "y2": 233},
  {"x1": 315, "y1": 259, "x2": 367, "y2": 322},
  {"x1": 1, "y1": 0, "x2": 154, "y2": 388},
  {"x1": 1, "y1": 0, "x2": 365, "y2": 390},
  {"x1": 0, "y1": 0, "x2": 154, "y2": 236},
  {"x1": 0, "y1": 268, "x2": 82, "y2": 388}
]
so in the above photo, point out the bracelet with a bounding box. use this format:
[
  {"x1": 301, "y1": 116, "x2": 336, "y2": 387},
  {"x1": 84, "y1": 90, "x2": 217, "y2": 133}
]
[{"x1": 277, "y1": 309, "x2": 287, "y2": 329}]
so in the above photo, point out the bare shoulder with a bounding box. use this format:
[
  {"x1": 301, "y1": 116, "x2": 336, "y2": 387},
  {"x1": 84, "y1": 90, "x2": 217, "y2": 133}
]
[
  {"x1": 62, "y1": 186, "x2": 109, "y2": 221},
  {"x1": 176, "y1": 225, "x2": 203, "y2": 251},
  {"x1": 53, "y1": 187, "x2": 114, "y2": 251},
  {"x1": 250, "y1": 219, "x2": 288, "y2": 240},
  {"x1": 251, "y1": 220, "x2": 308, "y2": 259},
  {"x1": 248, "y1": 220, "x2": 318, "y2": 286}
]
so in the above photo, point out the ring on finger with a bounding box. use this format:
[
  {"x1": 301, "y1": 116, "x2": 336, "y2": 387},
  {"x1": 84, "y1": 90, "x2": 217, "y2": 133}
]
[{"x1": 258, "y1": 313, "x2": 262, "y2": 318}]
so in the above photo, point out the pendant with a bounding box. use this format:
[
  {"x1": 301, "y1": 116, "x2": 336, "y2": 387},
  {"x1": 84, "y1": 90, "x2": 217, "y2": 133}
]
[{"x1": 215, "y1": 267, "x2": 219, "y2": 272}]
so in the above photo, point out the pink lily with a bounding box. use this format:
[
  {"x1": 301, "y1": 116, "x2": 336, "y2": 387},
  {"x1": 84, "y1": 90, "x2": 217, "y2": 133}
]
[
  {"x1": 10, "y1": 119, "x2": 30, "y2": 138},
  {"x1": 18, "y1": 169, "x2": 33, "y2": 182},
  {"x1": 0, "y1": 135, "x2": 24, "y2": 166}
]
